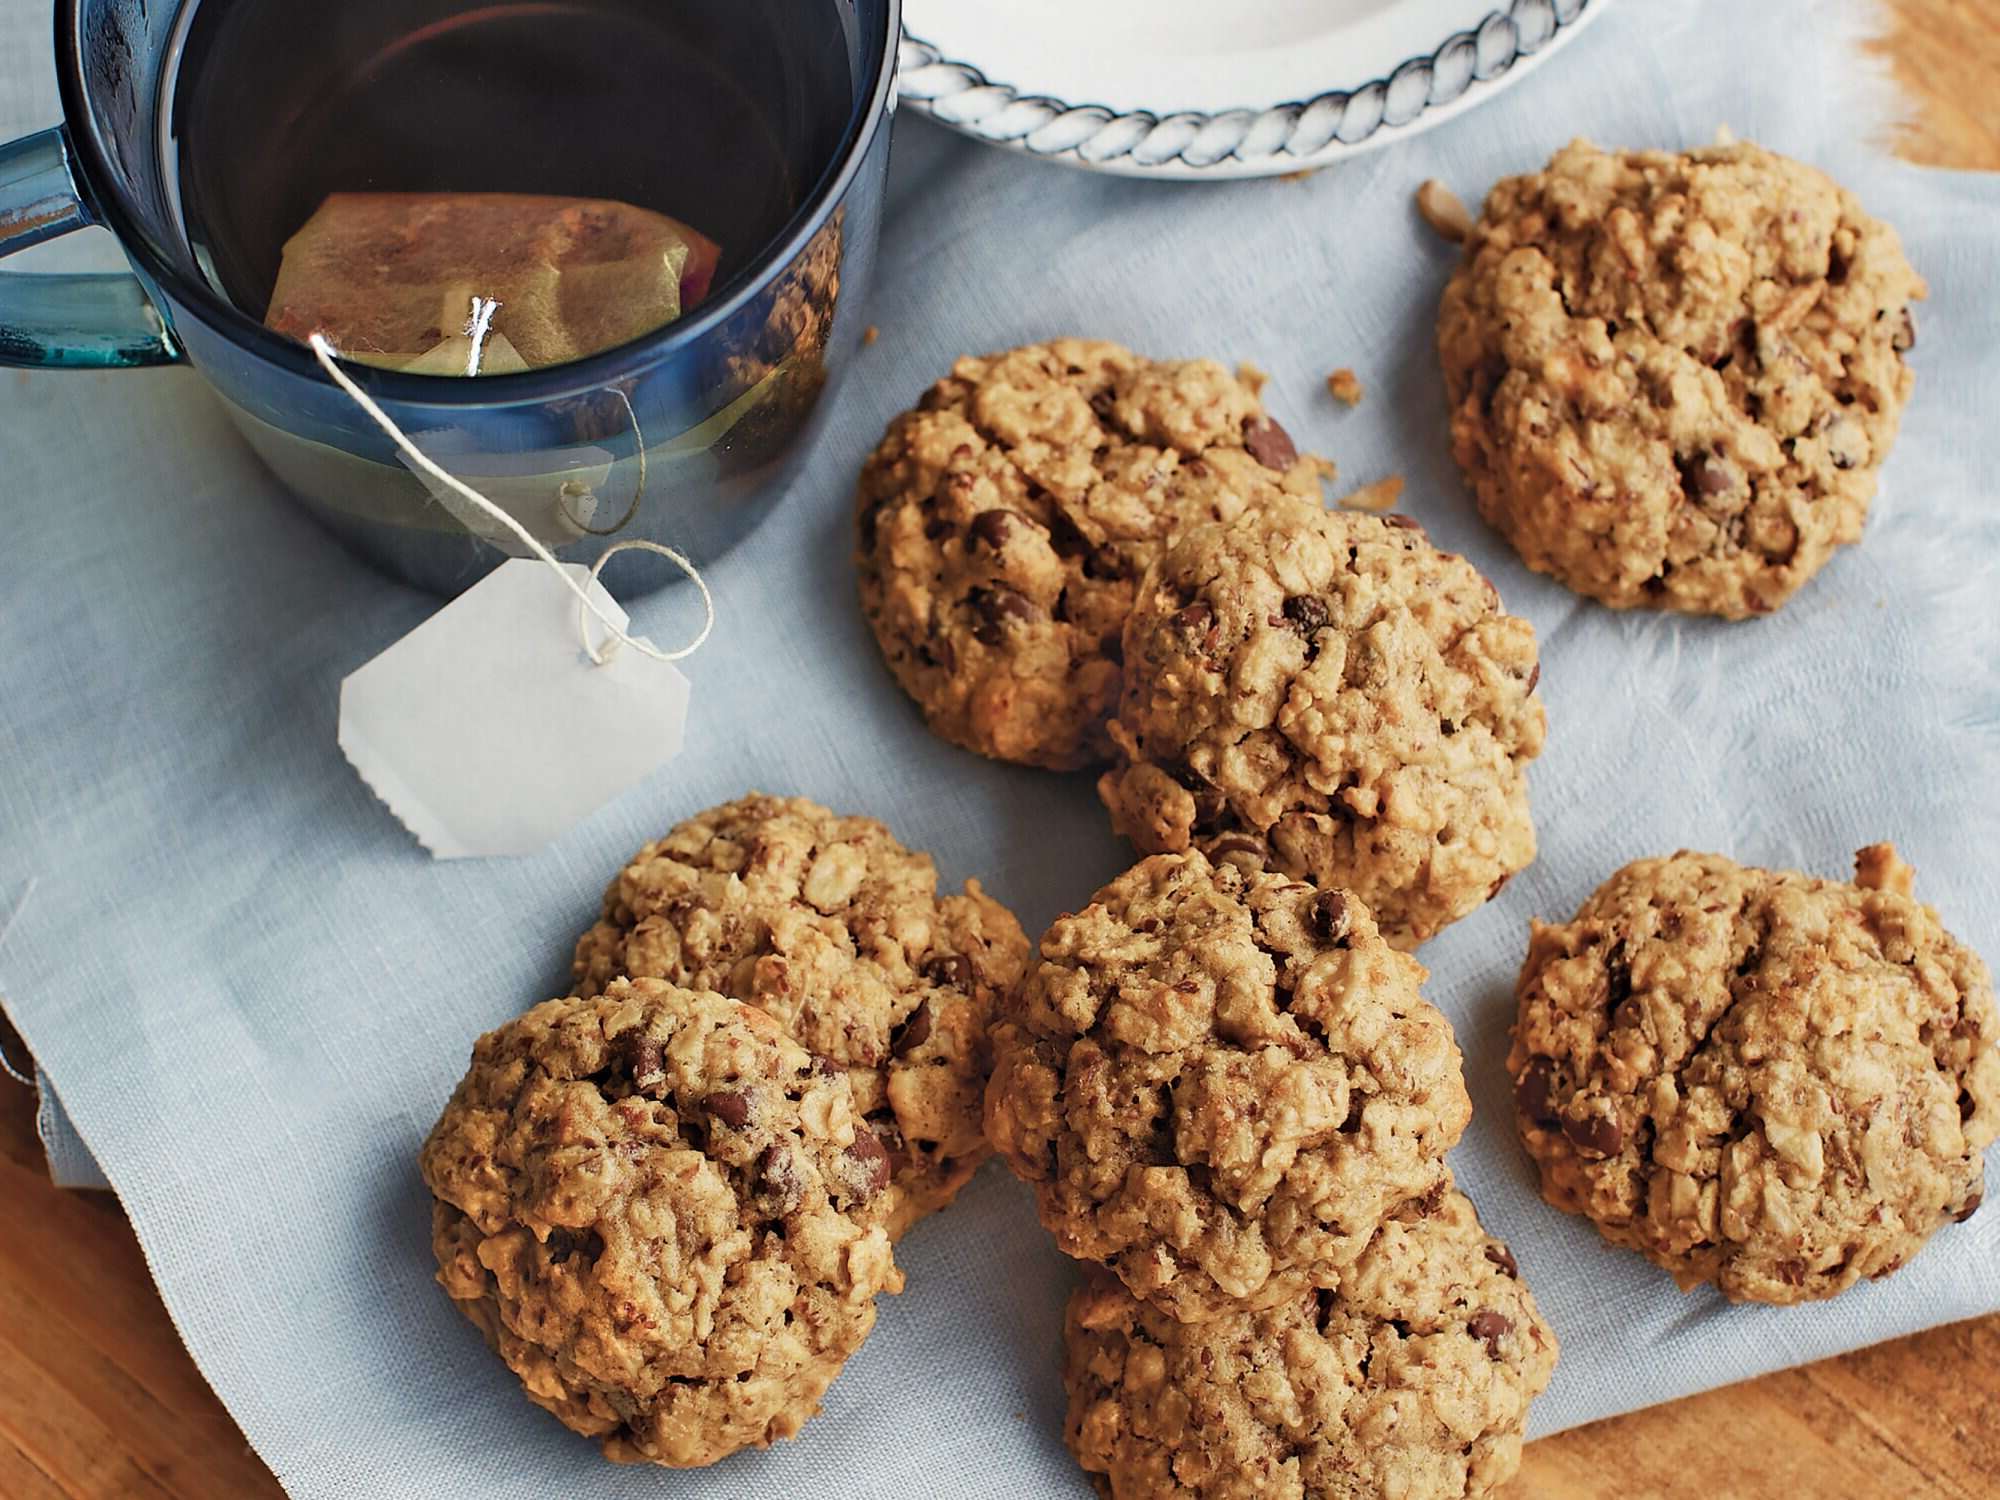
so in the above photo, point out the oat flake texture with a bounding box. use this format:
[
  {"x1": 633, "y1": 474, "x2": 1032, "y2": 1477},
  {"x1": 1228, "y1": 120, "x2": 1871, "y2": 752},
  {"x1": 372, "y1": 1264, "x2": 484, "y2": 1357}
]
[
  {"x1": 1098, "y1": 497, "x2": 1544, "y2": 950},
  {"x1": 986, "y1": 850, "x2": 1471, "y2": 1322},
  {"x1": 1508, "y1": 845, "x2": 2000, "y2": 1304},
  {"x1": 1438, "y1": 138, "x2": 1925, "y2": 618},
  {"x1": 855, "y1": 339, "x2": 1327, "y2": 770},
  {"x1": 419, "y1": 982, "x2": 904, "y2": 1466},
  {"x1": 570, "y1": 793, "x2": 1029, "y2": 1238}
]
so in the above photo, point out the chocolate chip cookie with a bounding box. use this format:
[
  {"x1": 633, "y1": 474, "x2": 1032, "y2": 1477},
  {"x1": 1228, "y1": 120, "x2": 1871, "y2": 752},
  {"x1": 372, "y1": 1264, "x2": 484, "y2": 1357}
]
[
  {"x1": 419, "y1": 980, "x2": 903, "y2": 1465},
  {"x1": 571, "y1": 794, "x2": 1030, "y2": 1239},
  {"x1": 1063, "y1": 1189, "x2": 1557, "y2": 1500},
  {"x1": 1097, "y1": 498, "x2": 1543, "y2": 950},
  {"x1": 985, "y1": 850, "x2": 1471, "y2": 1322},
  {"x1": 1439, "y1": 139, "x2": 1925, "y2": 618},
  {"x1": 855, "y1": 339, "x2": 1329, "y2": 770},
  {"x1": 1509, "y1": 844, "x2": 1999, "y2": 1304}
]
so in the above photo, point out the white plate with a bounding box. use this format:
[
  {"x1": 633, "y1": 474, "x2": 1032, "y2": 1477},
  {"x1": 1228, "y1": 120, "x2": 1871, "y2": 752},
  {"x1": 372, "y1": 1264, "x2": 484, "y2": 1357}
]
[{"x1": 898, "y1": 0, "x2": 1612, "y2": 179}]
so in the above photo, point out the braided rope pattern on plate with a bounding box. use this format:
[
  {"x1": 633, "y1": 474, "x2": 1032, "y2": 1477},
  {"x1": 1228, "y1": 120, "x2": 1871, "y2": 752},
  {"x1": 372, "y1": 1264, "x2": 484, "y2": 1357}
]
[{"x1": 897, "y1": 0, "x2": 1591, "y2": 173}]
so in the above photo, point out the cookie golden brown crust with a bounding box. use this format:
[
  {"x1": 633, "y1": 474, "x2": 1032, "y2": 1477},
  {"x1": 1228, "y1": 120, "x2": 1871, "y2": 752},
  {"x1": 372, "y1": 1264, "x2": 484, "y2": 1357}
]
[
  {"x1": 1097, "y1": 498, "x2": 1543, "y2": 950},
  {"x1": 986, "y1": 850, "x2": 1471, "y2": 1322},
  {"x1": 571, "y1": 793, "x2": 1030, "y2": 1239},
  {"x1": 1508, "y1": 845, "x2": 1999, "y2": 1304},
  {"x1": 855, "y1": 339, "x2": 1329, "y2": 770},
  {"x1": 1439, "y1": 138, "x2": 1925, "y2": 618},
  {"x1": 1063, "y1": 1191, "x2": 1557, "y2": 1500},
  {"x1": 419, "y1": 982, "x2": 903, "y2": 1466}
]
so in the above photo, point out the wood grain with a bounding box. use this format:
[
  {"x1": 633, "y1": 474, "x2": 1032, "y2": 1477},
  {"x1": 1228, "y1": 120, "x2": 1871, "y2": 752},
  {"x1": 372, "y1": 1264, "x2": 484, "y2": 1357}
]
[
  {"x1": 1873, "y1": 0, "x2": 2000, "y2": 171},
  {"x1": 2, "y1": 7, "x2": 1997, "y2": 1497}
]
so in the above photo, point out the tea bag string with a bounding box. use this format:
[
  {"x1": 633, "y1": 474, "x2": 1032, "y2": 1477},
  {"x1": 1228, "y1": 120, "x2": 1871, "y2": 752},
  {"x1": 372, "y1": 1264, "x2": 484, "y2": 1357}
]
[{"x1": 308, "y1": 333, "x2": 714, "y2": 666}]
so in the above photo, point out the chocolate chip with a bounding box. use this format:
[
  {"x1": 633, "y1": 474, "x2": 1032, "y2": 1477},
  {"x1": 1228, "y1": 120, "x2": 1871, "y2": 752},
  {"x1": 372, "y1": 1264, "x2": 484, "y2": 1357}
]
[
  {"x1": 1892, "y1": 307, "x2": 1916, "y2": 353},
  {"x1": 971, "y1": 586, "x2": 1038, "y2": 645},
  {"x1": 845, "y1": 1130, "x2": 892, "y2": 1199},
  {"x1": 1339, "y1": 1094, "x2": 1366, "y2": 1133},
  {"x1": 1281, "y1": 595, "x2": 1330, "y2": 634},
  {"x1": 1468, "y1": 1310, "x2": 1512, "y2": 1356},
  {"x1": 619, "y1": 1033, "x2": 665, "y2": 1090},
  {"x1": 758, "y1": 1145, "x2": 803, "y2": 1212},
  {"x1": 1309, "y1": 891, "x2": 1351, "y2": 947},
  {"x1": 1955, "y1": 1192, "x2": 1983, "y2": 1224},
  {"x1": 1527, "y1": 663, "x2": 1541, "y2": 695},
  {"x1": 1170, "y1": 762, "x2": 1228, "y2": 827},
  {"x1": 1514, "y1": 1058, "x2": 1562, "y2": 1128},
  {"x1": 1561, "y1": 1109, "x2": 1624, "y2": 1158},
  {"x1": 890, "y1": 999, "x2": 935, "y2": 1058},
  {"x1": 923, "y1": 516, "x2": 953, "y2": 540},
  {"x1": 1382, "y1": 513, "x2": 1424, "y2": 532},
  {"x1": 874, "y1": 1120, "x2": 912, "y2": 1180},
  {"x1": 1775, "y1": 1259, "x2": 1807, "y2": 1287},
  {"x1": 1827, "y1": 247, "x2": 1851, "y2": 286},
  {"x1": 1484, "y1": 1243, "x2": 1520, "y2": 1280},
  {"x1": 1678, "y1": 451, "x2": 1736, "y2": 498},
  {"x1": 920, "y1": 635, "x2": 956, "y2": 675},
  {"x1": 970, "y1": 509, "x2": 1017, "y2": 550},
  {"x1": 1605, "y1": 945, "x2": 1633, "y2": 1010},
  {"x1": 1046, "y1": 508, "x2": 1092, "y2": 560},
  {"x1": 1961, "y1": 1089, "x2": 1977, "y2": 1123},
  {"x1": 1243, "y1": 417, "x2": 1297, "y2": 471},
  {"x1": 546, "y1": 1226, "x2": 605, "y2": 1265},
  {"x1": 922, "y1": 953, "x2": 973, "y2": 990},
  {"x1": 1487, "y1": 872, "x2": 1512, "y2": 900},
  {"x1": 1175, "y1": 602, "x2": 1214, "y2": 635},
  {"x1": 1206, "y1": 833, "x2": 1266, "y2": 863},
  {"x1": 706, "y1": 1090, "x2": 752, "y2": 1129},
  {"x1": 810, "y1": 1053, "x2": 841, "y2": 1076}
]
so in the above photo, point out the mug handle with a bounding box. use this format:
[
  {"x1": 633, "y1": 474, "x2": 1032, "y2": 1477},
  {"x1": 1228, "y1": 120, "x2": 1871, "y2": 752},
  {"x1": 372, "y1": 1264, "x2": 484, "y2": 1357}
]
[{"x1": 0, "y1": 125, "x2": 182, "y2": 368}]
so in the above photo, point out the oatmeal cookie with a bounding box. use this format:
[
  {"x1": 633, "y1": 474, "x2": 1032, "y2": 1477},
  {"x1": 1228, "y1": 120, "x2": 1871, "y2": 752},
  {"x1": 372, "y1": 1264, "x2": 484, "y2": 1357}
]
[
  {"x1": 419, "y1": 981, "x2": 903, "y2": 1465},
  {"x1": 855, "y1": 339, "x2": 1329, "y2": 770},
  {"x1": 571, "y1": 794, "x2": 1030, "y2": 1239},
  {"x1": 1064, "y1": 1190, "x2": 1557, "y2": 1500},
  {"x1": 1509, "y1": 844, "x2": 1999, "y2": 1304},
  {"x1": 1439, "y1": 138, "x2": 1925, "y2": 618},
  {"x1": 1097, "y1": 498, "x2": 1543, "y2": 950},
  {"x1": 985, "y1": 850, "x2": 1471, "y2": 1321}
]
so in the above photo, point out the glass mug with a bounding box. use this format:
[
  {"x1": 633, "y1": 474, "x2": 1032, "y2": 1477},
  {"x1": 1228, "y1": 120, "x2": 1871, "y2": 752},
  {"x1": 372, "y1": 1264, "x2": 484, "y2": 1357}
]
[{"x1": 0, "y1": 0, "x2": 898, "y2": 596}]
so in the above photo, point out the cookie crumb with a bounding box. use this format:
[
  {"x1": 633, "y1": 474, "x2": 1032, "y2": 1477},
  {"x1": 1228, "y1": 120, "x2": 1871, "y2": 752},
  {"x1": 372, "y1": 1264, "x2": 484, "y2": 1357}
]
[
  {"x1": 1416, "y1": 179, "x2": 1472, "y2": 243},
  {"x1": 1326, "y1": 368, "x2": 1363, "y2": 407},
  {"x1": 862, "y1": 324, "x2": 880, "y2": 346},
  {"x1": 1714, "y1": 123, "x2": 1737, "y2": 145},
  {"x1": 1853, "y1": 842, "x2": 1915, "y2": 897},
  {"x1": 1341, "y1": 475, "x2": 1404, "y2": 512},
  {"x1": 1235, "y1": 361, "x2": 1269, "y2": 395},
  {"x1": 1279, "y1": 167, "x2": 1319, "y2": 184}
]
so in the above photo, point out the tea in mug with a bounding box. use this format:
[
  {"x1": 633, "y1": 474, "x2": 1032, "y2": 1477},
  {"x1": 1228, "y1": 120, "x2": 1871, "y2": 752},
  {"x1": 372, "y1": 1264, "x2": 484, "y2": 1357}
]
[{"x1": 168, "y1": 0, "x2": 855, "y2": 370}]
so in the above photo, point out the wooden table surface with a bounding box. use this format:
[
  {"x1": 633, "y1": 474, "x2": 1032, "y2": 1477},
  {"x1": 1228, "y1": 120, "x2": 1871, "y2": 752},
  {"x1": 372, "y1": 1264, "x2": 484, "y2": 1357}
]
[{"x1": 4, "y1": 4, "x2": 1998, "y2": 1497}]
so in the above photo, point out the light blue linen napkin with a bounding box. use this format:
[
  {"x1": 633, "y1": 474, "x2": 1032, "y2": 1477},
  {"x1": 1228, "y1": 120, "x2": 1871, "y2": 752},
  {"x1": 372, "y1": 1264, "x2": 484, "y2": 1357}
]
[{"x1": 3, "y1": 1, "x2": 1996, "y2": 1495}]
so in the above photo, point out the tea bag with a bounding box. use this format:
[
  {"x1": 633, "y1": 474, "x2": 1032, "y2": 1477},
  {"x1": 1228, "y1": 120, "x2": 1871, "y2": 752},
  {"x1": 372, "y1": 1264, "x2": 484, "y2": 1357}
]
[{"x1": 265, "y1": 193, "x2": 720, "y2": 373}]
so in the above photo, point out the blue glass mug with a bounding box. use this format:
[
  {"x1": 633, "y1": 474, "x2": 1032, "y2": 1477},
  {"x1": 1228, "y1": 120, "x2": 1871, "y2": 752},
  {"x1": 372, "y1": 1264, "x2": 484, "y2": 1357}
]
[{"x1": 0, "y1": 0, "x2": 898, "y2": 596}]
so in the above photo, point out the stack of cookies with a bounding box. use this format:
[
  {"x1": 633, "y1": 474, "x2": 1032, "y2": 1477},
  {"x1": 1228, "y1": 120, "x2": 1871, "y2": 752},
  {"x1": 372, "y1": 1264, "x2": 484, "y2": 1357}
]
[
  {"x1": 418, "y1": 794, "x2": 1032, "y2": 1465},
  {"x1": 855, "y1": 339, "x2": 1558, "y2": 1494},
  {"x1": 984, "y1": 853, "x2": 1557, "y2": 1498}
]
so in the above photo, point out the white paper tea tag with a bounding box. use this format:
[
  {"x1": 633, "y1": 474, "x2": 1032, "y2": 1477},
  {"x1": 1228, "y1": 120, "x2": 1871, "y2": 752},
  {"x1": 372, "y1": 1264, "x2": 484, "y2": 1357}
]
[{"x1": 338, "y1": 559, "x2": 690, "y2": 858}]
